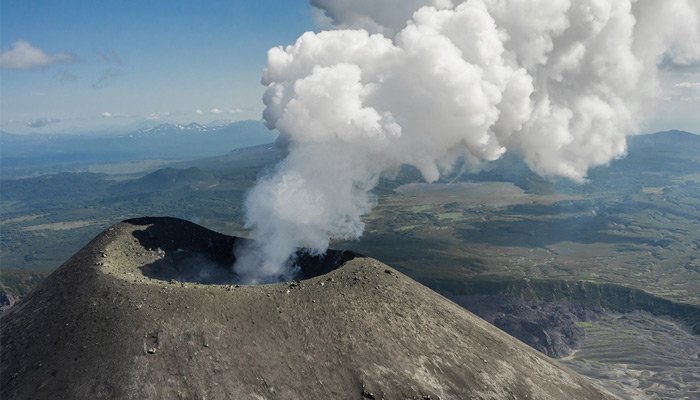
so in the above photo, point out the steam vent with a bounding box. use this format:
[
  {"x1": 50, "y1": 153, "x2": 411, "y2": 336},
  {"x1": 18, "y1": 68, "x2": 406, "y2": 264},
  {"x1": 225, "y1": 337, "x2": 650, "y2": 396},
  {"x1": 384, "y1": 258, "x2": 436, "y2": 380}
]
[{"x1": 1, "y1": 217, "x2": 617, "y2": 399}]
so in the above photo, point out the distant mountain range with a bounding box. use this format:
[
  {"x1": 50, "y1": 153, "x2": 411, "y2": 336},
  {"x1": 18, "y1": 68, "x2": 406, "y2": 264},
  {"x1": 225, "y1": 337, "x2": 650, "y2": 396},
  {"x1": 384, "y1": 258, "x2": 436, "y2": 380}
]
[
  {"x1": 0, "y1": 120, "x2": 262, "y2": 139},
  {"x1": 0, "y1": 120, "x2": 277, "y2": 173}
]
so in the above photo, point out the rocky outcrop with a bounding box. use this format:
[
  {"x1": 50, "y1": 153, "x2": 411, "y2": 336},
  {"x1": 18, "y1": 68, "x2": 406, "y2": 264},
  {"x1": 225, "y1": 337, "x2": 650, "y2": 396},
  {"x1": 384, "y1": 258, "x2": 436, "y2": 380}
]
[
  {"x1": 450, "y1": 294, "x2": 605, "y2": 358},
  {"x1": 0, "y1": 292, "x2": 18, "y2": 313}
]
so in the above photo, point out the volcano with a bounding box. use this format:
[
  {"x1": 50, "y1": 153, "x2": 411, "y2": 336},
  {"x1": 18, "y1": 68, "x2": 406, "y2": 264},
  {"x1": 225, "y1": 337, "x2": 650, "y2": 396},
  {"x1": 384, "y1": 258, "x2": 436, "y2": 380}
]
[{"x1": 1, "y1": 217, "x2": 616, "y2": 399}]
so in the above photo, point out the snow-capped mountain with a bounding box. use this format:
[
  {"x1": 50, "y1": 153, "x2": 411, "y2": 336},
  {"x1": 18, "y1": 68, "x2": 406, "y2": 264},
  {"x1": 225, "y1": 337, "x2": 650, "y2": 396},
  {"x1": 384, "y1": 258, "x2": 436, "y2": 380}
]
[{"x1": 136, "y1": 122, "x2": 216, "y2": 135}]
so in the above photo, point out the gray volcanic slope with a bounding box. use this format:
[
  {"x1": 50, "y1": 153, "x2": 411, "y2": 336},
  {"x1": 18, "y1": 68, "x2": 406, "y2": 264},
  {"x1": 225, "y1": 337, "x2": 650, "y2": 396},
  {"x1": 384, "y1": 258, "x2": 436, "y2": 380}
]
[{"x1": 1, "y1": 217, "x2": 617, "y2": 400}]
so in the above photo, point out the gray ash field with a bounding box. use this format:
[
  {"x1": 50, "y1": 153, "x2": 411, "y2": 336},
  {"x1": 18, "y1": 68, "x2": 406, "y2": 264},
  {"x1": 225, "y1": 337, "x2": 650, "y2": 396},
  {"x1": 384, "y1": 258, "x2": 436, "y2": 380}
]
[
  {"x1": 1, "y1": 217, "x2": 616, "y2": 400},
  {"x1": 562, "y1": 312, "x2": 700, "y2": 400}
]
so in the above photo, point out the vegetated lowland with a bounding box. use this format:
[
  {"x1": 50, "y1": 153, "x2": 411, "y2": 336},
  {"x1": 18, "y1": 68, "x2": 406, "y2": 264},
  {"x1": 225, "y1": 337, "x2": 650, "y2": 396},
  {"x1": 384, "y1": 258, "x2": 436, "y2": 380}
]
[{"x1": 1, "y1": 122, "x2": 699, "y2": 399}]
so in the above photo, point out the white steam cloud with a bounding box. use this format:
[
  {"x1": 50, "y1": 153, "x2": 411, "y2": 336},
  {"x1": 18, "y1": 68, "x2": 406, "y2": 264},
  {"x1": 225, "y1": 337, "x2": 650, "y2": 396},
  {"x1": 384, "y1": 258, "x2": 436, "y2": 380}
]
[{"x1": 234, "y1": 0, "x2": 700, "y2": 283}]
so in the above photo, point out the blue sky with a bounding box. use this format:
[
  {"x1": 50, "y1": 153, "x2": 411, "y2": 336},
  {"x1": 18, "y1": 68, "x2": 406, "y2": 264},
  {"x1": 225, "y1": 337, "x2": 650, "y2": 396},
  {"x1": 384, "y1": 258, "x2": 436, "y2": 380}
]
[
  {"x1": 1, "y1": 1, "x2": 699, "y2": 134},
  {"x1": 0, "y1": 0, "x2": 316, "y2": 133}
]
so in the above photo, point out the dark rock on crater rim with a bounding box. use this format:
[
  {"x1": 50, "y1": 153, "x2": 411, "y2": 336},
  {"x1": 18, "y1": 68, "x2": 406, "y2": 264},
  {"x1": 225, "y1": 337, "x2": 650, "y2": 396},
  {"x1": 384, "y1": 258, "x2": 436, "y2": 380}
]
[
  {"x1": 128, "y1": 216, "x2": 358, "y2": 285},
  {"x1": 0, "y1": 217, "x2": 618, "y2": 400}
]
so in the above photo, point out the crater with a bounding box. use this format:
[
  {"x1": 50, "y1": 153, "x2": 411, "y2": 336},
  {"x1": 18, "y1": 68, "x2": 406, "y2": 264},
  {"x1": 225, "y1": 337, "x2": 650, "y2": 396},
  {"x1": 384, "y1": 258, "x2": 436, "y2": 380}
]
[{"x1": 127, "y1": 217, "x2": 358, "y2": 285}]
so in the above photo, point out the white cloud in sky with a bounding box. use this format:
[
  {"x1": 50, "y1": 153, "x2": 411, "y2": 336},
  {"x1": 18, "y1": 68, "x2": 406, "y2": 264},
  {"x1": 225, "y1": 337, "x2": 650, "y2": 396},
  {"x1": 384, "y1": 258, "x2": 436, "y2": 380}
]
[
  {"x1": 201, "y1": 107, "x2": 244, "y2": 115},
  {"x1": 101, "y1": 111, "x2": 127, "y2": 118},
  {"x1": 674, "y1": 82, "x2": 700, "y2": 89},
  {"x1": 664, "y1": 81, "x2": 700, "y2": 102},
  {"x1": 0, "y1": 40, "x2": 77, "y2": 70}
]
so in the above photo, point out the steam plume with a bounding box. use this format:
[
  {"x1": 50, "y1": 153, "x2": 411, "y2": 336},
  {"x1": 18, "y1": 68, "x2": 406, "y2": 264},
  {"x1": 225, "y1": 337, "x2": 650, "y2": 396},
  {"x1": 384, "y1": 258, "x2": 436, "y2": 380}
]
[{"x1": 234, "y1": 0, "x2": 700, "y2": 283}]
